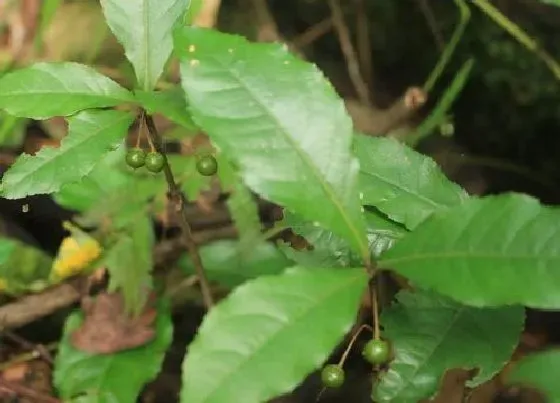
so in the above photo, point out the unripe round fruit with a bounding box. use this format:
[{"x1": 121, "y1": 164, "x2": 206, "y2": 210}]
[
  {"x1": 196, "y1": 154, "x2": 218, "y2": 176},
  {"x1": 145, "y1": 152, "x2": 165, "y2": 173},
  {"x1": 125, "y1": 148, "x2": 146, "y2": 169},
  {"x1": 320, "y1": 364, "x2": 345, "y2": 388},
  {"x1": 362, "y1": 338, "x2": 391, "y2": 365}
]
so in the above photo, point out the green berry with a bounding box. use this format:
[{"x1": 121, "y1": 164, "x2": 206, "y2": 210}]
[
  {"x1": 125, "y1": 148, "x2": 146, "y2": 169},
  {"x1": 362, "y1": 338, "x2": 391, "y2": 365},
  {"x1": 145, "y1": 151, "x2": 165, "y2": 173},
  {"x1": 196, "y1": 155, "x2": 218, "y2": 176},
  {"x1": 320, "y1": 364, "x2": 345, "y2": 388}
]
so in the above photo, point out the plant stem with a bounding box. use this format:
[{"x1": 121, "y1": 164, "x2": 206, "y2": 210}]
[
  {"x1": 370, "y1": 280, "x2": 380, "y2": 340},
  {"x1": 423, "y1": 0, "x2": 470, "y2": 93},
  {"x1": 143, "y1": 113, "x2": 215, "y2": 309},
  {"x1": 337, "y1": 323, "x2": 372, "y2": 366},
  {"x1": 471, "y1": 0, "x2": 560, "y2": 81}
]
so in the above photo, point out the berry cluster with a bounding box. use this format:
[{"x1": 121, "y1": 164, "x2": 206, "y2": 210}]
[
  {"x1": 125, "y1": 148, "x2": 165, "y2": 173},
  {"x1": 125, "y1": 147, "x2": 219, "y2": 178},
  {"x1": 321, "y1": 338, "x2": 391, "y2": 389}
]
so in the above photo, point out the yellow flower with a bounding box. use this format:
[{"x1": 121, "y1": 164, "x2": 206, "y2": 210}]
[
  {"x1": 0, "y1": 278, "x2": 7, "y2": 291},
  {"x1": 52, "y1": 236, "x2": 102, "y2": 279}
]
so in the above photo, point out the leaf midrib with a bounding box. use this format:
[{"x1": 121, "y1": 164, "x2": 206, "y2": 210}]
[
  {"x1": 205, "y1": 52, "x2": 368, "y2": 257},
  {"x1": 388, "y1": 308, "x2": 463, "y2": 400},
  {"x1": 5, "y1": 114, "x2": 131, "y2": 185},
  {"x1": 381, "y1": 251, "x2": 558, "y2": 267},
  {"x1": 0, "y1": 91, "x2": 129, "y2": 99},
  {"x1": 360, "y1": 167, "x2": 455, "y2": 210},
  {"x1": 141, "y1": 0, "x2": 150, "y2": 90},
  {"x1": 198, "y1": 270, "x2": 366, "y2": 402}
]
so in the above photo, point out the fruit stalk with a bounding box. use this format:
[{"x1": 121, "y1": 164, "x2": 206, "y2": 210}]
[{"x1": 143, "y1": 113, "x2": 215, "y2": 309}]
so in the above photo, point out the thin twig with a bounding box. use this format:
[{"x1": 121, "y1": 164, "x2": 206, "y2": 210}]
[
  {"x1": 0, "y1": 342, "x2": 58, "y2": 371},
  {"x1": 144, "y1": 113, "x2": 215, "y2": 309},
  {"x1": 415, "y1": 0, "x2": 445, "y2": 51},
  {"x1": 354, "y1": 0, "x2": 372, "y2": 91},
  {"x1": 337, "y1": 323, "x2": 372, "y2": 366},
  {"x1": 0, "y1": 378, "x2": 60, "y2": 403},
  {"x1": 423, "y1": 0, "x2": 470, "y2": 93},
  {"x1": 471, "y1": 0, "x2": 560, "y2": 82},
  {"x1": 370, "y1": 281, "x2": 380, "y2": 339},
  {"x1": 291, "y1": 17, "x2": 334, "y2": 49},
  {"x1": 327, "y1": 0, "x2": 372, "y2": 107}
]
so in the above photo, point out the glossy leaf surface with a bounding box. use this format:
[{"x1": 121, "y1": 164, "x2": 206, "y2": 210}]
[
  {"x1": 354, "y1": 133, "x2": 468, "y2": 230},
  {"x1": 1, "y1": 109, "x2": 133, "y2": 199},
  {"x1": 282, "y1": 209, "x2": 407, "y2": 267},
  {"x1": 175, "y1": 27, "x2": 368, "y2": 257},
  {"x1": 100, "y1": 0, "x2": 190, "y2": 90},
  {"x1": 373, "y1": 290, "x2": 524, "y2": 402},
  {"x1": 0, "y1": 62, "x2": 133, "y2": 119},
  {"x1": 180, "y1": 267, "x2": 368, "y2": 403},
  {"x1": 380, "y1": 193, "x2": 560, "y2": 309}
]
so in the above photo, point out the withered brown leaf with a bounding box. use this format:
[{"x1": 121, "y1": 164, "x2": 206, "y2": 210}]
[{"x1": 70, "y1": 291, "x2": 157, "y2": 354}]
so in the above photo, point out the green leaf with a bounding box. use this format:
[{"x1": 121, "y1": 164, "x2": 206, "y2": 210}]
[
  {"x1": 179, "y1": 240, "x2": 292, "y2": 287},
  {"x1": 53, "y1": 299, "x2": 173, "y2": 403},
  {"x1": 185, "y1": 0, "x2": 204, "y2": 24},
  {"x1": 538, "y1": 0, "x2": 560, "y2": 7},
  {"x1": 227, "y1": 179, "x2": 262, "y2": 247},
  {"x1": 100, "y1": 0, "x2": 190, "y2": 90},
  {"x1": 105, "y1": 216, "x2": 154, "y2": 315},
  {"x1": 0, "y1": 62, "x2": 133, "y2": 119},
  {"x1": 380, "y1": 193, "x2": 560, "y2": 309},
  {"x1": 175, "y1": 27, "x2": 368, "y2": 257},
  {"x1": 53, "y1": 143, "x2": 130, "y2": 212},
  {"x1": 180, "y1": 266, "x2": 368, "y2": 403},
  {"x1": 354, "y1": 133, "x2": 468, "y2": 230},
  {"x1": 508, "y1": 349, "x2": 560, "y2": 402},
  {"x1": 408, "y1": 59, "x2": 474, "y2": 145},
  {"x1": 282, "y1": 209, "x2": 407, "y2": 267},
  {"x1": 0, "y1": 112, "x2": 27, "y2": 147},
  {"x1": 134, "y1": 88, "x2": 197, "y2": 130},
  {"x1": 78, "y1": 172, "x2": 165, "y2": 229},
  {"x1": 0, "y1": 237, "x2": 54, "y2": 294},
  {"x1": 1, "y1": 109, "x2": 133, "y2": 199},
  {"x1": 373, "y1": 290, "x2": 524, "y2": 403}
]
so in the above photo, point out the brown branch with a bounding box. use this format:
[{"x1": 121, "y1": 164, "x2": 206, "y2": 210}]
[
  {"x1": 291, "y1": 17, "x2": 334, "y2": 49},
  {"x1": 345, "y1": 86, "x2": 427, "y2": 135},
  {"x1": 193, "y1": 0, "x2": 221, "y2": 28},
  {"x1": 0, "y1": 379, "x2": 60, "y2": 403},
  {"x1": 327, "y1": 0, "x2": 372, "y2": 107},
  {"x1": 0, "y1": 278, "x2": 85, "y2": 332},
  {"x1": 354, "y1": 0, "x2": 372, "y2": 91},
  {"x1": 0, "y1": 223, "x2": 234, "y2": 331},
  {"x1": 144, "y1": 114, "x2": 215, "y2": 309}
]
